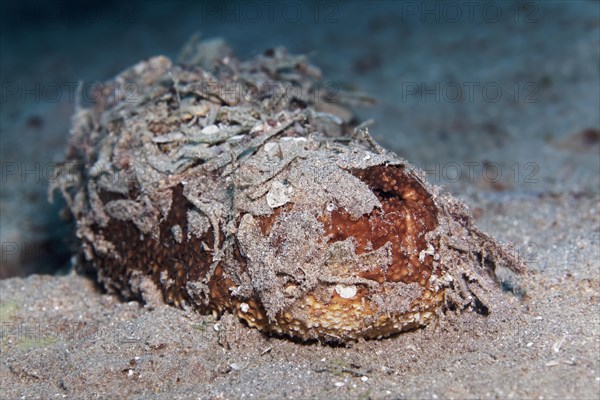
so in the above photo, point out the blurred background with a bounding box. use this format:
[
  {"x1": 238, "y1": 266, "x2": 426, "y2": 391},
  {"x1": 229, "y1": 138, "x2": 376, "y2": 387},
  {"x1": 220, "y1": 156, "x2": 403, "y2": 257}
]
[{"x1": 1, "y1": 0, "x2": 599, "y2": 278}]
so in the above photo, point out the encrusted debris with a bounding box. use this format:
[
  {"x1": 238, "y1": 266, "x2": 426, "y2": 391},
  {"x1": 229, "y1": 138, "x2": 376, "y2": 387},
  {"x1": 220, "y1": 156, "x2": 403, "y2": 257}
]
[{"x1": 51, "y1": 36, "x2": 525, "y2": 342}]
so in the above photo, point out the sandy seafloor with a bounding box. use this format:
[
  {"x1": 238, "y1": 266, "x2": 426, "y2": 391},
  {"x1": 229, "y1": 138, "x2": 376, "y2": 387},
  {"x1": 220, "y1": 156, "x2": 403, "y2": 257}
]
[{"x1": 1, "y1": 1, "x2": 599, "y2": 399}]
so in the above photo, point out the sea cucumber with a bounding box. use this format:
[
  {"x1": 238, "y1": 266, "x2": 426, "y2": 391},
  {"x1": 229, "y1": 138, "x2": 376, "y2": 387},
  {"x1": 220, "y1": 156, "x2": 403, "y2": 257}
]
[{"x1": 51, "y1": 36, "x2": 525, "y2": 342}]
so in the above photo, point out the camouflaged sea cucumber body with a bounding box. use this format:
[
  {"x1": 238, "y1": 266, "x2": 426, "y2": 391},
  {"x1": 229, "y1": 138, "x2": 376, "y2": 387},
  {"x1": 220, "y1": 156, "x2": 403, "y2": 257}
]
[{"x1": 53, "y1": 38, "x2": 525, "y2": 342}]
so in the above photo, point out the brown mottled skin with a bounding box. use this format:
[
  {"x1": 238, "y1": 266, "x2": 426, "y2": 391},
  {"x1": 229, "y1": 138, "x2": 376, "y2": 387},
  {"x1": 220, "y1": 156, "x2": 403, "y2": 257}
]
[{"x1": 56, "y1": 41, "x2": 524, "y2": 343}]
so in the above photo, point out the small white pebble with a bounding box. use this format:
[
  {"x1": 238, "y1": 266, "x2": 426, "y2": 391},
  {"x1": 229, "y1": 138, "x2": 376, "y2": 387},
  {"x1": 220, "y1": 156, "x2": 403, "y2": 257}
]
[
  {"x1": 201, "y1": 124, "x2": 220, "y2": 135},
  {"x1": 267, "y1": 181, "x2": 293, "y2": 208},
  {"x1": 361, "y1": 376, "x2": 368, "y2": 382},
  {"x1": 335, "y1": 284, "x2": 357, "y2": 299},
  {"x1": 240, "y1": 303, "x2": 250, "y2": 313},
  {"x1": 334, "y1": 382, "x2": 344, "y2": 387}
]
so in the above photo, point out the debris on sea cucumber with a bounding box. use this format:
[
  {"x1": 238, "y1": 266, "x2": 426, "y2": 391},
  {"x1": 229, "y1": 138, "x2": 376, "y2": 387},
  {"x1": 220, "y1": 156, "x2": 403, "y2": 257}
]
[{"x1": 51, "y1": 36, "x2": 525, "y2": 342}]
